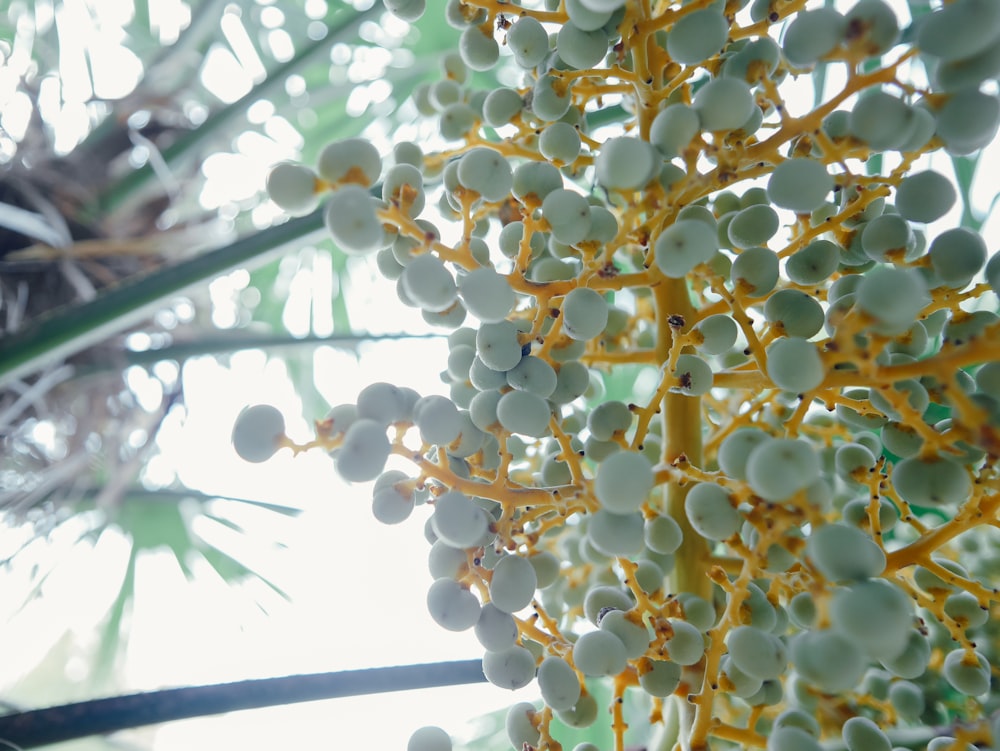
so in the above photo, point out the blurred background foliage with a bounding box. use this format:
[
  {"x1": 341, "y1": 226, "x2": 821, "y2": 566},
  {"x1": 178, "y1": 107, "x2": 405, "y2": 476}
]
[{"x1": 0, "y1": 1, "x2": 467, "y2": 744}]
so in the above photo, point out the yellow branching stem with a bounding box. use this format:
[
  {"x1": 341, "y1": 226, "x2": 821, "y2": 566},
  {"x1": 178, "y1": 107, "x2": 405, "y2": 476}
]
[
  {"x1": 654, "y1": 279, "x2": 710, "y2": 602},
  {"x1": 254, "y1": 2, "x2": 1000, "y2": 751}
]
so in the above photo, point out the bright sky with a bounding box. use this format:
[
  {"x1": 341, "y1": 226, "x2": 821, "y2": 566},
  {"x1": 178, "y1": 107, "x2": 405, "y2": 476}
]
[{"x1": 137, "y1": 329, "x2": 541, "y2": 749}]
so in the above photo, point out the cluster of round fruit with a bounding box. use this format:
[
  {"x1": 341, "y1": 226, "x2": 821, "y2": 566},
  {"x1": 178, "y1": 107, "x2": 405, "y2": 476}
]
[{"x1": 249, "y1": 0, "x2": 1000, "y2": 749}]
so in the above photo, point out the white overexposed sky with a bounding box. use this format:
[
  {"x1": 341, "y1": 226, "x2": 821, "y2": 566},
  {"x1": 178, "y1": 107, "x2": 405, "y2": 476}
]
[{"x1": 136, "y1": 330, "x2": 541, "y2": 750}]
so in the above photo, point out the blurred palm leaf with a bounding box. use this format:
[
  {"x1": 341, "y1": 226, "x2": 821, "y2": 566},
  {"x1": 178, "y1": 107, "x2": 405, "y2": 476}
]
[
  {"x1": 1, "y1": 485, "x2": 301, "y2": 690},
  {"x1": 0, "y1": 0, "x2": 462, "y2": 703},
  {"x1": 82, "y1": 489, "x2": 300, "y2": 684}
]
